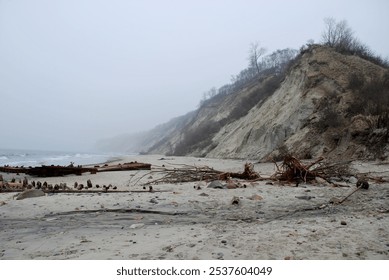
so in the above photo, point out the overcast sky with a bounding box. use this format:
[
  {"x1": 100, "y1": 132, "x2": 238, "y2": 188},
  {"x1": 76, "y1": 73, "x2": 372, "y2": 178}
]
[{"x1": 1, "y1": 0, "x2": 388, "y2": 152}]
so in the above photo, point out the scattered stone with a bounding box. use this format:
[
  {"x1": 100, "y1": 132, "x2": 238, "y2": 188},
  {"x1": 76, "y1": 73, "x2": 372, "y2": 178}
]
[
  {"x1": 295, "y1": 195, "x2": 315, "y2": 200},
  {"x1": 231, "y1": 196, "x2": 240, "y2": 205},
  {"x1": 341, "y1": 221, "x2": 347, "y2": 226},
  {"x1": 349, "y1": 176, "x2": 358, "y2": 184},
  {"x1": 216, "y1": 252, "x2": 224, "y2": 259},
  {"x1": 130, "y1": 223, "x2": 145, "y2": 229},
  {"x1": 87, "y1": 179, "x2": 92, "y2": 188},
  {"x1": 15, "y1": 189, "x2": 45, "y2": 200},
  {"x1": 199, "y1": 192, "x2": 209, "y2": 197},
  {"x1": 221, "y1": 240, "x2": 227, "y2": 244},
  {"x1": 22, "y1": 177, "x2": 28, "y2": 187},
  {"x1": 329, "y1": 197, "x2": 341, "y2": 204},
  {"x1": 0, "y1": 201, "x2": 6, "y2": 206},
  {"x1": 150, "y1": 198, "x2": 158, "y2": 204},
  {"x1": 163, "y1": 245, "x2": 174, "y2": 252},
  {"x1": 226, "y1": 182, "x2": 238, "y2": 189},
  {"x1": 357, "y1": 179, "x2": 369, "y2": 190},
  {"x1": 207, "y1": 181, "x2": 225, "y2": 189},
  {"x1": 248, "y1": 194, "x2": 263, "y2": 201}
]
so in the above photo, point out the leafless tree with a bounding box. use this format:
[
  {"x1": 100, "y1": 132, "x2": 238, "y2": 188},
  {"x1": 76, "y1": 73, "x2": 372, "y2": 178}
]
[
  {"x1": 248, "y1": 42, "x2": 267, "y2": 75},
  {"x1": 321, "y1": 17, "x2": 354, "y2": 50}
]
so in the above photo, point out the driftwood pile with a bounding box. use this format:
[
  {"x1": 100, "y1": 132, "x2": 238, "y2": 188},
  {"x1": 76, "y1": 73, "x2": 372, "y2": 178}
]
[
  {"x1": 133, "y1": 157, "x2": 355, "y2": 187},
  {"x1": 271, "y1": 155, "x2": 352, "y2": 184},
  {"x1": 131, "y1": 162, "x2": 260, "y2": 186}
]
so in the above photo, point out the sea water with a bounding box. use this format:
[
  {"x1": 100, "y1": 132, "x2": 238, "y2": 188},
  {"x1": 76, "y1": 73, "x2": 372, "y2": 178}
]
[{"x1": 0, "y1": 148, "x2": 126, "y2": 167}]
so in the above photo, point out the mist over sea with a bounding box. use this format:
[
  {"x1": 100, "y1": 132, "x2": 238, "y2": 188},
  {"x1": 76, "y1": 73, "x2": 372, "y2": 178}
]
[{"x1": 0, "y1": 148, "x2": 128, "y2": 167}]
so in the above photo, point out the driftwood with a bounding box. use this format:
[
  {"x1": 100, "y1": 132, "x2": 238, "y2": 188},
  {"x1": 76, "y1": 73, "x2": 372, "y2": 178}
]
[
  {"x1": 44, "y1": 208, "x2": 188, "y2": 217},
  {"x1": 132, "y1": 162, "x2": 260, "y2": 186},
  {"x1": 271, "y1": 155, "x2": 352, "y2": 183},
  {"x1": 0, "y1": 162, "x2": 151, "y2": 177},
  {"x1": 97, "y1": 162, "x2": 151, "y2": 172}
]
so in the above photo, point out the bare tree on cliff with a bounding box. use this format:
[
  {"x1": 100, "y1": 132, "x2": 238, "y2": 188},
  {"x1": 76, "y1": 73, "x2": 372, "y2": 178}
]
[
  {"x1": 321, "y1": 17, "x2": 354, "y2": 51},
  {"x1": 248, "y1": 42, "x2": 267, "y2": 75}
]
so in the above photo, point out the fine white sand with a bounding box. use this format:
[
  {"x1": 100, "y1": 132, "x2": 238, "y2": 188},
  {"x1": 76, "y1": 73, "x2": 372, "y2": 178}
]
[{"x1": 0, "y1": 155, "x2": 388, "y2": 260}]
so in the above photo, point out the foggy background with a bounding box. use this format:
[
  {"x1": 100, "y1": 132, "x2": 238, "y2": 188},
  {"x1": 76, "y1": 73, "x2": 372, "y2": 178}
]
[{"x1": 1, "y1": 0, "x2": 388, "y2": 152}]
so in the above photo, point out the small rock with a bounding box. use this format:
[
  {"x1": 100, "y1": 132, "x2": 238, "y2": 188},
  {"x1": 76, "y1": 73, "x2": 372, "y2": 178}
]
[
  {"x1": 207, "y1": 181, "x2": 225, "y2": 189},
  {"x1": 226, "y1": 182, "x2": 238, "y2": 189},
  {"x1": 130, "y1": 223, "x2": 145, "y2": 229},
  {"x1": 15, "y1": 189, "x2": 45, "y2": 200},
  {"x1": 150, "y1": 198, "x2": 158, "y2": 204},
  {"x1": 349, "y1": 176, "x2": 358, "y2": 184},
  {"x1": 340, "y1": 221, "x2": 347, "y2": 226},
  {"x1": 231, "y1": 196, "x2": 240, "y2": 205},
  {"x1": 357, "y1": 179, "x2": 369, "y2": 190},
  {"x1": 248, "y1": 194, "x2": 263, "y2": 201},
  {"x1": 221, "y1": 240, "x2": 227, "y2": 244},
  {"x1": 295, "y1": 195, "x2": 315, "y2": 200},
  {"x1": 199, "y1": 192, "x2": 209, "y2": 197},
  {"x1": 216, "y1": 252, "x2": 224, "y2": 259},
  {"x1": 163, "y1": 245, "x2": 174, "y2": 252},
  {"x1": 329, "y1": 197, "x2": 341, "y2": 204}
]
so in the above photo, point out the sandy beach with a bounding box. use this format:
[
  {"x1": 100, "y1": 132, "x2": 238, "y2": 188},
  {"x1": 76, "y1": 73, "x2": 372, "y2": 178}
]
[{"x1": 0, "y1": 155, "x2": 388, "y2": 260}]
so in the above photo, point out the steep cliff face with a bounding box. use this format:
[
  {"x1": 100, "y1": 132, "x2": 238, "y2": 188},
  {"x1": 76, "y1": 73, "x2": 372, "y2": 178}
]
[{"x1": 146, "y1": 45, "x2": 389, "y2": 160}]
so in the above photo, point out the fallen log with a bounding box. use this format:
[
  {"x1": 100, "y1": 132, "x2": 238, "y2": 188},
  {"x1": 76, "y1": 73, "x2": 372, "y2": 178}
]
[
  {"x1": 0, "y1": 165, "x2": 97, "y2": 177},
  {"x1": 0, "y1": 162, "x2": 151, "y2": 177},
  {"x1": 97, "y1": 162, "x2": 151, "y2": 172}
]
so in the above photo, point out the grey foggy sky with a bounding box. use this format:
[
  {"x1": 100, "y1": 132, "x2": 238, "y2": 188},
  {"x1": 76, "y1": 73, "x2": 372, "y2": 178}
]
[{"x1": 1, "y1": 0, "x2": 388, "y2": 152}]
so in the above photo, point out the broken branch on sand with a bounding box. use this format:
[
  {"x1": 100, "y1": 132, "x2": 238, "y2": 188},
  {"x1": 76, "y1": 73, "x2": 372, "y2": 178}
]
[{"x1": 44, "y1": 208, "x2": 188, "y2": 217}]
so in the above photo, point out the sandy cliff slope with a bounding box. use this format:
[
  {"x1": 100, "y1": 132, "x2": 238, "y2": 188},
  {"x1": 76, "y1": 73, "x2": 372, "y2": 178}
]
[{"x1": 147, "y1": 45, "x2": 388, "y2": 161}]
